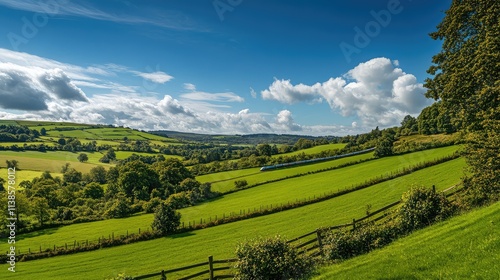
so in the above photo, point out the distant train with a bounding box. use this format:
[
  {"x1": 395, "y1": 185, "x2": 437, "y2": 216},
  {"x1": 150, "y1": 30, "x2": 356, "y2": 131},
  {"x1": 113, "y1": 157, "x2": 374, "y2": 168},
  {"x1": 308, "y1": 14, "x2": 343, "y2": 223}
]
[{"x1": 259, "y1": 147, "x2": 375, "y2": 171}]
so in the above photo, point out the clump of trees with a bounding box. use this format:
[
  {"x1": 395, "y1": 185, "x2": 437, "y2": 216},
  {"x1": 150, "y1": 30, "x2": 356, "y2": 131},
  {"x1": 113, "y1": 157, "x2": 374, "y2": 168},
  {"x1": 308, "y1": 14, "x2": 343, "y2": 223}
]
[
  {"x1": 0, "y1": 157, "x2": 215, "y2": 235},
  {"x1": 0, "y1": 124, "x2": 40, "y2": 142}
]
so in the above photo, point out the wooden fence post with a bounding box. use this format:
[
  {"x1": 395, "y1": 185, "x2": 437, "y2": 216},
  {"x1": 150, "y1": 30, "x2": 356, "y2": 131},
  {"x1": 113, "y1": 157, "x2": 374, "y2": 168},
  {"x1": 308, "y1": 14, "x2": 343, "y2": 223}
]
[
  {"x1": 160, "y1": 269, "x2": 166, "y2": 280},
  {"x1": 316, "y1": 230, "x2": 323, "y2": 255},
  {"x1": 208, "y1": 255, "x2": 214, "y2": 280},
  {"x1": 352, "y1": 219, "x2": 356, "y2": 230}
]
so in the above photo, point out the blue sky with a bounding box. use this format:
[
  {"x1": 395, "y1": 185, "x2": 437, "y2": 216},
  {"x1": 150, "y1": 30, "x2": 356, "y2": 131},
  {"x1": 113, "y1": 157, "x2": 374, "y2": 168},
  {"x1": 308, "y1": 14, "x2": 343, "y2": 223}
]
[{"x1": 0, "y1": 0, "x2": 451, "y2": 135}]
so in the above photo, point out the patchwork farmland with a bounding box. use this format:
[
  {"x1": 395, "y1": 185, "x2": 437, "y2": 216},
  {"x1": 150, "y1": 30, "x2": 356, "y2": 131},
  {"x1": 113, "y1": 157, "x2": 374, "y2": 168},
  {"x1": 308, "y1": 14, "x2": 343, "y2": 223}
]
[{"x1": 0, "y1": 120, "x2": 496, "y2": 280}]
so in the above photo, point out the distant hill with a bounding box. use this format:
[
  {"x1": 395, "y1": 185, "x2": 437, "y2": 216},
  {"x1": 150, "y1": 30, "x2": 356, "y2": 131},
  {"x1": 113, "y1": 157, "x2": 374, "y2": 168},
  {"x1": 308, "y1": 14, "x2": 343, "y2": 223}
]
[{"x1": 150, "y1": 130, "x2": 339, "y2": 145}]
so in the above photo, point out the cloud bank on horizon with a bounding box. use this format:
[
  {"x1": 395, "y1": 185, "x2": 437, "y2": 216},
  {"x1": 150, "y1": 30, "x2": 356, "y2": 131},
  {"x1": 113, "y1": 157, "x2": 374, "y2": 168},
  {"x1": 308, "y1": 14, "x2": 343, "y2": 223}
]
[{"x1": 0, "y1": 48, "x2": 430, "y2": 136}]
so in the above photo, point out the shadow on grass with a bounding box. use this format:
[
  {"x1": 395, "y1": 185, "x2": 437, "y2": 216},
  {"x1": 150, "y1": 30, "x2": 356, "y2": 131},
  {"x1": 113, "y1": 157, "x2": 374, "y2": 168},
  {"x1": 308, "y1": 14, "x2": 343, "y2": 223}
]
[{"x1": 168, "y1": 231, "x2": 196, "y2": 239}]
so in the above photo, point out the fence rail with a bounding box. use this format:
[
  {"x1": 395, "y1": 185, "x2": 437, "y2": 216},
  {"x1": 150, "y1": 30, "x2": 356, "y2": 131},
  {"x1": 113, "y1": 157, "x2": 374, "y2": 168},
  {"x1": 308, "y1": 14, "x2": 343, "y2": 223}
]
[{"x1": 134, "y1": 184, "x2": 464, "y2": 280}]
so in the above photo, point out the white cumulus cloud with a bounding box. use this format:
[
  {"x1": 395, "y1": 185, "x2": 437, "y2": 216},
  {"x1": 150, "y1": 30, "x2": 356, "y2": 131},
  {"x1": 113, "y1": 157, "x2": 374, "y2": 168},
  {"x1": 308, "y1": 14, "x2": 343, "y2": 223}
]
[{"x1": 261, "y1": 57, "x2": 432, "y2": 127}]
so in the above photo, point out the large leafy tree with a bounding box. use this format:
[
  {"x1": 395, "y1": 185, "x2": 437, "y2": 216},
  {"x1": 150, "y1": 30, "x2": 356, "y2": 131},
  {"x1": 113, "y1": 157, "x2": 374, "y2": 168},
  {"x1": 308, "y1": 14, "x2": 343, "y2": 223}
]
[{"x1": 425, "y1": 0, "x2": 499, "y2": 205}]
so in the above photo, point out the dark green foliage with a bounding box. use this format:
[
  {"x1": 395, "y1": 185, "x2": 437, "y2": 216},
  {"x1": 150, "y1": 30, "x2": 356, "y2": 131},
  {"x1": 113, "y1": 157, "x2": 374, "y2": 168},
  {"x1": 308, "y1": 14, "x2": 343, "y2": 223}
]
[
  {"x1": 256, "y1": 143, "x2": 272, "y2": 156},
  {"x1": 425, "y1": 0, "x2": 499, "y2": 206},
  {"x1": 32, "y1": 197, "x2": 51, "y2": 226},
  {"x1": 322, "y1": 222, "x2": 400, "y2": 261},
  {"x1": 88, "y1": 166, "x2": 107, "y2": 184},
  {"x1": 396, "y1": 186, "x2": 454, "y2": 232},
  {"x1": 373, "y1": 137, "x2": 393, "y2": 158},
  {"x1": 99, "y1": 148, "x2": 117, "y2": 163},
  {"x1": 5, "y1": 159, "x2": 19, "y2": 169},
  {"x1": 417, "y1": 102, "x2": 456, "y2": 135},
  {"x1": 151, "y1": 203, "x2": 181, "y2": 235},
  {"x1": 144, "y1": 197, "x2": 163, "y2": 213},
  {"x1": 399, "y1": 115, "x2": 418, "y2": 136},
  {"x1": 117, "y1": 160, "x2": 160, "y2": 198},
  {"x1": 234, "y1": 179, "x2": 248, "y2": 189},
  {"x1": 77, "y1": 153, "x2": 89, "y2": 163},
  {"x1": 83, "y1": 183, "x2": 104, "y2": 199},
  {"x1": 234, "y1": 235, "x2": 313, "y2": 280},
  {"x1": 104, "y1": 195, "x2": 132, "y2": 218},
  {"x1": 0, "y1": 124, "x2": 39, "y2": 141},
  {"x1": 460, "y1": 128, "x2": 500, "y2": 206},
  {"x1": 63, "y1": 168, "x2": 83, "y2": 184},
  {"x1": 153, "y1": 158, "x2": 194, "y2": 187}
]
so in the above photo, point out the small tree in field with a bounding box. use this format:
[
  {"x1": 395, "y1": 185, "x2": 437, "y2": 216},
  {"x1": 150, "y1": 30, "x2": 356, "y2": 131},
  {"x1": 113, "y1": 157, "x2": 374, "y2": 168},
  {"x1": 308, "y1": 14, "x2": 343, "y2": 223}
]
[
  {"x1": 151, "y1": 203, "x2": 181, "y2": 235},
  {"x1": 77, "y1": 153, "x2": 89, "y2": 163},
  {"x1": 234, "y1": 179, "x2": 248, "y2": 189}
]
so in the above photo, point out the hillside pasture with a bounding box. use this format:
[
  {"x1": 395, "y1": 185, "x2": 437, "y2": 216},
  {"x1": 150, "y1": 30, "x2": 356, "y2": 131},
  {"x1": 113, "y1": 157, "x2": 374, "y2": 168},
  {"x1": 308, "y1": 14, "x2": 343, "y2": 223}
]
[
  {"x1": 205, "y1": 152, "x2": 374, "y2": 193},
  {"x1": 0, "y1": 151, "x2": 108, "y2": 173},
  {"x1": 45, "y1": 129, "x2": 98, "y2": 139},
  {"x1": 314, "y1": 201, "x2": 499, "y2": 280},
  {"x1": 0, "y1": 157, "x2": 466, "y2": 280},
  {"x1": 1, "y1": 169, "x2": 63, "y2": 184},
  {"x1": 271, "y1": 143, "x2": 347, "y2": 158},
  {"x1": 0, "y1": 155, "x2": 465, "y2": 260}
]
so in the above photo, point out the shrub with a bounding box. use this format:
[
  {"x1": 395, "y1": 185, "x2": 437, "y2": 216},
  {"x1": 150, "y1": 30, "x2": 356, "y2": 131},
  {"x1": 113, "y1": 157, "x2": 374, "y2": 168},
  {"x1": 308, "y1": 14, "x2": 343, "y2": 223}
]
[
  {"x1": 234, "y1": 179, "x2": 248, "y2": 188},
  {"x1": 234, "y1": 235, "x2": 314, "y2": 280},
  {"x1": 104, "y1": 197, "x2": 132, "y2": 218},
  {"x1": 396, "y1": 186, "x2": 454, "y2": 232},
  {"x1": 322, "y1": 222, "x2": 400, "y2": 261},
  {"x1": 151, "y1": 203, "x2": 181, "y2": 235},
  {"x1": 144, "y1": 197, "x2": 163, "y2": 213}
]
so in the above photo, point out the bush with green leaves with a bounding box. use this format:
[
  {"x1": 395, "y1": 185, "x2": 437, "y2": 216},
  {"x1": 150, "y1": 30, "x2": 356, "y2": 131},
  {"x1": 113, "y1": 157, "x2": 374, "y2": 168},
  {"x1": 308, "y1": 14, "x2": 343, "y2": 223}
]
[
  {"x1": 234, "y1": 179, "x2": 248, "y2": 188},
  {"x1": 396, "y1": 186, "x2": 454, "y2": 232},
  {"x1": 322, "y1": 222, "x2": 400, "y2": 261},
  {"x1": 151, "y1": 202, "x2": 181, "y2": 235},
  {"x1": 234, "y1": 235, "x2": 314, "y2": 280}
]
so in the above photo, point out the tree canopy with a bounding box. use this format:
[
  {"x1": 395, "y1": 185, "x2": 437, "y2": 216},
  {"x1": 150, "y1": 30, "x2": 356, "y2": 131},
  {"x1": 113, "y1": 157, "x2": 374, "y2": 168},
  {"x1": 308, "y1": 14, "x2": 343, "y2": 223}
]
[{"x1": 425, "y1": 0, "x2": 499, "y2": 205}]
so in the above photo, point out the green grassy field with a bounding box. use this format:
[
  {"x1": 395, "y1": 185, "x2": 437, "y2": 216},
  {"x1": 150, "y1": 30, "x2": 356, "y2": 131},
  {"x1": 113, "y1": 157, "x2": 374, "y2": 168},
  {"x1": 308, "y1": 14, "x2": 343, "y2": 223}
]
[
  {"x1": 0, "y1": 141, "x2": 47, "y2": 147},
  {"x1": 45, "y1": 129, "x2": 98, "y2": 139},
  {"x1": 114, "y1": 151, "x2": 182, "y2": 160},
  {"x1": 0, "y1": 151, "x2": 108, "y2": 173},
  {"x1": 314, "y1": 202, "x2": 499, "y2": 280},
  {"x1": 203, "y1": 152, "x2": 374, "y2": 193},
  {"x1": 0, "y1": 169, "x2": 63, "y2": 184},
  {"x1": 271, "y1": 143, "x2": 347, "y2": 158},
  {"x1": 0, "y1": 156, "x2": 466, "y2": 280},
  {"x1": 0, "y1": 156, "x2": 466, "y2": 264}
]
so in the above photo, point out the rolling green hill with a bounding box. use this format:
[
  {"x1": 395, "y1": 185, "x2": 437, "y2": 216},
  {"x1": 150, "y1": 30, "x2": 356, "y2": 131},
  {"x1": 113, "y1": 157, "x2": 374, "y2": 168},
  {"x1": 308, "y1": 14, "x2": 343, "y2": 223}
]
[{"x1": 314, "y1": 202, "x2": 499, "y2": 280}]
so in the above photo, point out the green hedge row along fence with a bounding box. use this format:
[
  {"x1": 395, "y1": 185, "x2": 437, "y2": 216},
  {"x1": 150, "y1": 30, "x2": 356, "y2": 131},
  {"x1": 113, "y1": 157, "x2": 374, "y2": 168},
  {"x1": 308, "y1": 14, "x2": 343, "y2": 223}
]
[
  {"x1": 2, "y1": 154, "x2": 460, "y2": 264},
  {"x1": 133, "y1": 185, "x2": 463, "y2": 280}
]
